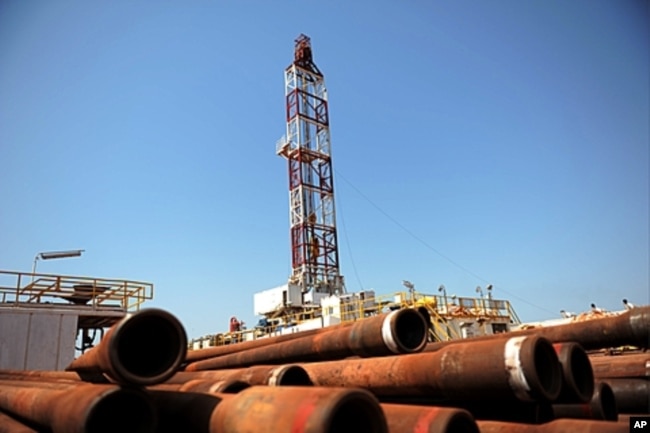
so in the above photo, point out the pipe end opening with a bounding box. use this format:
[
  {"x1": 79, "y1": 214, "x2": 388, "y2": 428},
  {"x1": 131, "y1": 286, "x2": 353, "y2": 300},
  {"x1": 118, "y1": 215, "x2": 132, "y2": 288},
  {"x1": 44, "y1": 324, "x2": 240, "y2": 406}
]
[
  {"x1": 114, "y1": 309, "x2": 187, "y2": 384},
  {"x1": 390, "y1": 309, "x2": 428, "y2": 353},
  {"x1": 86, "y1": 388, "x2": 156, "y2": 433},
  {"x1": 567, "y1": 345, "x2": 595, "y2": 403},
  {"x1": 443, "y1": 411, "x2": 480, "y2": 433},
  {"x1": 595, "y1": 382, "x2": 618, "y2": 421},
  {"x1": 274, "y1": 366, "x2": 313, "y2": 386},
  {"x1": 327, "y1": 391, "x2": 388, "y2": 433},
  {"x1": 522, "y1": 337, "x2": 562, "y2": 402}
]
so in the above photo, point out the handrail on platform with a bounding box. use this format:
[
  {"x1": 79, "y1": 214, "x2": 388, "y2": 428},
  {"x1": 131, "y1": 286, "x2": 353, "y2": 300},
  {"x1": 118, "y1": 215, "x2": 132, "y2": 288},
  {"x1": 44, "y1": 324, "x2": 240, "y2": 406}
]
[{"x1": 0, "y1": 269, "x2": 154, "y2": 312}]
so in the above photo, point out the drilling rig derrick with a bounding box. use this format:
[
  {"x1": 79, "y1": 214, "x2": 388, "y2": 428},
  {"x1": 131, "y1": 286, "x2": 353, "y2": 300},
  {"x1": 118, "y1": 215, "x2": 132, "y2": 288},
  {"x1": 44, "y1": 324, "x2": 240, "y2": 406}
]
[{"x1": 277, "y1": 34, "x2": 344, "y2": 304}]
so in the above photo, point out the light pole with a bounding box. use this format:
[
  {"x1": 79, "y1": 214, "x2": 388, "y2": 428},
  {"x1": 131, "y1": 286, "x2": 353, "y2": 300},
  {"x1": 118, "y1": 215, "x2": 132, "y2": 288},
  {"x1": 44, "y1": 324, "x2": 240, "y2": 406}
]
[
  {"x1": 32, "y1": 249, "x2": 85, "y2": 282},
  {"x1": 485, "y1": 284, "x2": 494, "y2": 314},
  {"x1": 438, "y1": 284, "x2": 447, "y2": 312},
  {"x1": 476, "y1": 285, "x2": 485, "y2": 313},
  {"x1": 402, "y1": 280, "x2": 415, "y2": 303}
]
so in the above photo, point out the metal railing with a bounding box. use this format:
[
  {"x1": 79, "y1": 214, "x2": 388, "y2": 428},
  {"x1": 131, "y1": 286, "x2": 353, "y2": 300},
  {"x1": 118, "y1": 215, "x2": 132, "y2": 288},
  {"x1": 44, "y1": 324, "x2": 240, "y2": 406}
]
[
  {"x1": 0, "y1": 270, "x2": 154, "y2": 312},
  {"x1": 276, "y1": 135, "x2": 289, "y2": 155}
]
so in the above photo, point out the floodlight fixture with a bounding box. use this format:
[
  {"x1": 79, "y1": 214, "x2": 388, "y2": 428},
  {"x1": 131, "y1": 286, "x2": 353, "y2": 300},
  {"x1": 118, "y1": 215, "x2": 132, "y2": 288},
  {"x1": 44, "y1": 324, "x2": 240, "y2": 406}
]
[
  {"x1": 38, "y1": 250, "x2": 85, "y2": 260},
  {"x1": 402, "y1": 280, "x2": 415, "y2": 302},
  {"x1": 32, "y1": 249, "x2": 85, "y2": 281},
  {"x1": 438, "y1": 284, "x2": 448, "y2": 311},
  {"x1": 486, "y1": 284, "x2": 493, "y2": 300}
]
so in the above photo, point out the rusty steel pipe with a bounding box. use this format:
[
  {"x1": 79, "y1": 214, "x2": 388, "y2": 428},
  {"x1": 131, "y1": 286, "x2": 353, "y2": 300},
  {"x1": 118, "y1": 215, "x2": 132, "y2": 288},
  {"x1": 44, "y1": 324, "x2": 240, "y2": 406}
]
[
  {"x1": 0, "y1": 371, "x2": 85, "y2": 386},
  {"x1": 600, "y1": 378, "x2": 650, "y2": 414},
  {"x1": 229, "y1": 363, "x2": 313, "y2": 386},
  {"x1": 66, "y1": 308, "x2": 187, "y2": 385},
  {"x1": 0, "y1": 382, "x2": 156, "y2": 433},
  {"x1": 552, "y1": 381, "x2": 618, "y2": 421},
  {"x1": 0, "y1": 369, "x2": 83, "y2": 382},
  {"x1": 184, "y1": 309, "x2": 428, "y2": 371},
  {"x1": 477, "y1": 419, "x2": 628, "y2": 433},
  {"x1": 0, "y1": 379, "x2": 83, "y2": 390},
  {"x1": 302, "y1": 335, "x2": 562, "y2": 403},
  {"x1": 166, "y1": 364, "x2": 312, "y2": 386},
  {"x1": 185, "y1": 323, "x2": 357, "y2": 363},
  {"x1": 211, "y1": 386, "x2": 388, "y2": 433},
  {"x1": 590, "y1": 353, "x2": 650, "y2": 379},
  {"x1": 151, "y1": 378, "x2": 251, "y2": 394},
  {"x1": 0, "y1": 369, "x2": 109, "y2": 386},
  {"x1": 552, "y1": 342, "x2": 594, "y2": 403},
  {"x1": 149, "y1": 386, "x2": 388, "y2": 433},
  {"x1": 0, "y1": 411, "x2": 38, "y2": 433},
  {"x1": 425, "y1": 306, "x2": 650, "y2": 352},
  {"x1": 185, "y1": 307, "x2": 431, "y2": 364},
  {"x1": 381, "y1": 404, "x2": 479, "y2": 433}
]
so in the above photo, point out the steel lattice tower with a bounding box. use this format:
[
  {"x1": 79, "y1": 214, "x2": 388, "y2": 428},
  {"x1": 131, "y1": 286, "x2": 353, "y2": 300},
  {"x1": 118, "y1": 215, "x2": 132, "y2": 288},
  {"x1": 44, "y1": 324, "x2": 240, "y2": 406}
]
[{"x1": 277, "y1": 34, "x2": 344, "y2": 298}]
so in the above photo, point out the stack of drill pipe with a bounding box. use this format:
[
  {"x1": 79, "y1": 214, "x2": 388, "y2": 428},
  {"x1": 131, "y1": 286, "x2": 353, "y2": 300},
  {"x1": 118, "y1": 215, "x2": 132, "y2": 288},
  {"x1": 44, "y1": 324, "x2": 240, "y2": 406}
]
[
  {"x1": 402, "y1": 340, "x2": 595, "y2": 424},
  {"x1": 476, "y1": 419, "x2": 628, "y2": 433},
  {"x1": 0, "y1": 380, "x2": 156, "y2": 433},
  {"x1": 153, "y1": 372, "x2": 484, "y2": 433},
  {"x1": 450, "y1": 342, "x2": 594, "y2": 423},
  {"x1": 0, "y1": 307, "x2": 397, "y2": 433},
  {"x1": 148, "y1": 385, "x2": 389, "y2": 433},
  {"x1": 424, "y1": 306, "x2": 650, "y2": 353},
  {"x1": 590, "y1": 352, "x2": 650, "y2": 414},
  {"x1": 165, "y1": 364, "x2": 313, "y2": 386},
  {"x1": 0, "y1": 308, "x2": 190, "y2": 433},
  {"x1": 299, "y1": 335, "x2": 563, "y2": 408},
  {"x1": 552, "y1": 381, "x2": 618, "y2": 421},
  {"x1": 184, "y1": 308, "x2": 428, "y2": 371},
  {"x1": 66, "y1": 308, "x2": 188, "y2": 385}
]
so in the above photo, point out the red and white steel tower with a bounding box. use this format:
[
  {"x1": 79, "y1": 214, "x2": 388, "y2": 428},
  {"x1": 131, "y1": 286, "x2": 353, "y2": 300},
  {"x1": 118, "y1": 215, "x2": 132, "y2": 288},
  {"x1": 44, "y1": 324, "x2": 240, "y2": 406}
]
[{"x1": 277, "y1": 34, "x2": 345, "y2": 299}]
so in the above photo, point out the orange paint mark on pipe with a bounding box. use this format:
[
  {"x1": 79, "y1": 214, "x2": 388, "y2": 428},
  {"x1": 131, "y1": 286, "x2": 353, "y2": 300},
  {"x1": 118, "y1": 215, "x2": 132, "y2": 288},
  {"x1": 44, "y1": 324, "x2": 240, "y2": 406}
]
[
  {"x1": 414, "y1": 406, "x2": 441, "y2": 433},
  {"x1": 291, "y1": 395, "x2": 318, "y2": 433}
]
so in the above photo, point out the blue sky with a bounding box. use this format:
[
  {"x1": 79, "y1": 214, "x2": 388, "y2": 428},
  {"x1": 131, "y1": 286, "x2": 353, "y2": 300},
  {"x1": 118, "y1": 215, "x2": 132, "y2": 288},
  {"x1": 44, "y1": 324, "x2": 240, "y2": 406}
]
[{"x1": 1, "y1": 1, "x2": 648, "y2": 338}]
